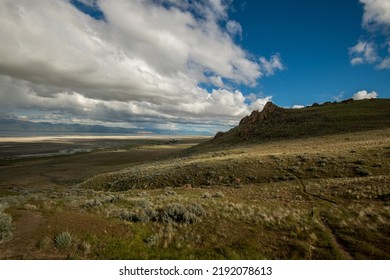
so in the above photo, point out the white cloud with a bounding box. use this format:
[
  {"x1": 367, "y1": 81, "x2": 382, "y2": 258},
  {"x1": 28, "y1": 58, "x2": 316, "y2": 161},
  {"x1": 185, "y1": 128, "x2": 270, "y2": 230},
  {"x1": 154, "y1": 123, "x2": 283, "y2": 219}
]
[
  {"x1": 0, "y1": 0, "x2": 281, "y2": 133},
  {"x1": 351, "y1": 1, "x2": 390, "y2": 68},
  {"x1": 350, "y1": 57, "x2": 364, "y2": 65},
  {"x1": 209, "y1": 75, "x2": 225, "y2": 87},
  {"x1": 76, "y1": 0, "x2": 98, "y2": 7},
  {"x1": 0, "y1": 75, "x2": 272, "y2": 131},
  {"x1": 352, "y1": 90, "x2": 378, "y2": 100},
  {"x1": 349, "y1": 40, "x2": 378, "y2": 65},
  {"x1": 377, "y1": 56, "x2": 390, "y2": 69},
  {"x1": 208, "y1": 0, "x2": 228, "y2": 19},
  {"x1": 292, "y1": 105, "x2": 305, "y2": 109},
  {"x1": 332, "y1": 91, "x2": 345, "y2": 102},
  {"x1": 259, "y1": 54, "x2": 285, "y2": 77},
  {"x1": 361, "y1": 0, "x2": 390, "y2": 27},
  {"x1": 248, "y1": 96, "x2": 273, "y2": 111},
  {"x1": 226, "y1": 20, "x2": 242, "y2": 38}
]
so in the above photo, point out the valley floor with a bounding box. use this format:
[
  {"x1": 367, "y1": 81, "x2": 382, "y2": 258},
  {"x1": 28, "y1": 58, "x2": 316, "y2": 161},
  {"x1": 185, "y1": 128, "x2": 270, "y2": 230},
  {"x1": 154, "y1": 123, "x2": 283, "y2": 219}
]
[{"x1": 0, "y1": 130, "x2": 389, "y2": 259}]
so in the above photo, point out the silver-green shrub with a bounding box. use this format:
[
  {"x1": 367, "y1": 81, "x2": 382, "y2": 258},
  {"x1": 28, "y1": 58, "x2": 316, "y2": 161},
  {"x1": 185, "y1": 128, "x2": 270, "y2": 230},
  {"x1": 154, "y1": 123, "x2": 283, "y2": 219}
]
[
  {"x1": 158, "y1": 202, "x2": 204, "y2": 223},
  {"x1": 0, "y1": 212, "x2": 13, "y2": 243},
  {"x1": 54, "y1": 231, "x2": 72, "y2": 249}
]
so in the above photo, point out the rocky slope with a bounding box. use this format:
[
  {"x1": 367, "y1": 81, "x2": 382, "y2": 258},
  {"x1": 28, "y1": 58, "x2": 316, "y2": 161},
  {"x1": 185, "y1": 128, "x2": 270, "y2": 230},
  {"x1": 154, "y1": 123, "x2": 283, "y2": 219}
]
[{"x1": 206, "y1": 98, "x2": 390, "y2": 147}]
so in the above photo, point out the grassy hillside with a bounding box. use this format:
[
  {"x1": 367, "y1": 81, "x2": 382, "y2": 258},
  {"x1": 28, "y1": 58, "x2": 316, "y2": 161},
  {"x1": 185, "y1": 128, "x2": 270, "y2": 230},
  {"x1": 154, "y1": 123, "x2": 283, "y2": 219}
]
[
  {"x1": 1, "y1": 128, "x2": 388, "y2": 259},
  {"x1": 198, "y1": 98, "x2": 390, "y2": 149},
  {"x1": 1, "y1": 99, "x2": 389, "y2": 260}
]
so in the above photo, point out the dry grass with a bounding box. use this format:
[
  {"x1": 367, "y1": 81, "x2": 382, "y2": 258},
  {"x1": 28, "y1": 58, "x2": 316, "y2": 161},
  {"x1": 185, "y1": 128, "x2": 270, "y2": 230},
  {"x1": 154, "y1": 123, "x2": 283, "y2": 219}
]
[{"x1": 0, "y1": 129, "x2": 389, "y2": 259}]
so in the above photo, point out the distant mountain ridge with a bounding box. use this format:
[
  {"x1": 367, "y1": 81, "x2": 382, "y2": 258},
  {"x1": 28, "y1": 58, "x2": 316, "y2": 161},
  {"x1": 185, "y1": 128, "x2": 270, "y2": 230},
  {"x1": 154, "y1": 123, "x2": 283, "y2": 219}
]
[
  {"x1": 0, "y1": 117, "x2": 136, "y2": 134},
  {"x1": 0, "y1": 117, "x2": 211, "y2": 136},
  {"x1": 203, "y1": 98, "x2": 390, "y2": 148}
]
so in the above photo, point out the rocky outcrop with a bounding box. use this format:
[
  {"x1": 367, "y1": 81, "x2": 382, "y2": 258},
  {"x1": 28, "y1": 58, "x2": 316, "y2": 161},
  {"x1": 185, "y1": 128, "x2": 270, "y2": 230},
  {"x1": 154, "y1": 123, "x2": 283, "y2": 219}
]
[
  {"x1": 211, "y1": 102, "x2": 284, "y2": 142},
  {"x1": 200, "y1": 99, "x2": 390, "y2": 148},
  {"x1": 239, "y1": 102, "x2": 282, "y2": 126}
]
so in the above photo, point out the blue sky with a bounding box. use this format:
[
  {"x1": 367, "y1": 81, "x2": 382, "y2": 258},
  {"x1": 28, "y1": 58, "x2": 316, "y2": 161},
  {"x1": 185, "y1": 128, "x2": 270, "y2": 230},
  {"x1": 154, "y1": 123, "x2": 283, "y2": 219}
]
[
  {"x1": 230, "y1": 0, "x2": 390, "y2": 106},
  {"x1": 0, "y1": 0, "x2": 389, "y2": 134}
]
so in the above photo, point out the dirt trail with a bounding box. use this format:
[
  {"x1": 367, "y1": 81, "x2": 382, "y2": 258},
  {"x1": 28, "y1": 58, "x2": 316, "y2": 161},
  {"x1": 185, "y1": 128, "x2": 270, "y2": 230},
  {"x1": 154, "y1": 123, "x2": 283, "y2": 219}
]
[
  {"x1": 298, "y1": 178, "x2": 336, "y2": 204},
  {"x1": 298, "y1": 178, "x2": 353, "y2": 260},
  {"x1": 319, "y1": 215, "x2": 353, "y2": 260}
]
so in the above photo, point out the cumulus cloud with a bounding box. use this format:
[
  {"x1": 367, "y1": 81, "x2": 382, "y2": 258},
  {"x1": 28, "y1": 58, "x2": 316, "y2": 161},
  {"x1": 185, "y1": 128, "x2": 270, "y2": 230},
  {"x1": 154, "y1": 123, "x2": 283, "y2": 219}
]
[
  {"x1": 352, "y1": 90, "x2": 378, "y2": 100},
  {"x1": 377, "y1": 55, "x2": 390, "y2": 69},
  {"x1": 0, "y1": 75, "x2": 272, "y2": 132},
  {"x1": 76, "y1": 0, "x2": 98, "y2": 7},
  {"x1": 350, "y1": 0, "x2": 390, "y2": 68},
  {"x1": 0, "y1": 0, "x2": 280, "y2": 133},
  {"x1": 292, "y1": 105, "x2": 305, "y2": 109},
  {"x1": 332, "y1": 91, "x2": 345, "y2": 102},
  {"x1": 361, "y1": 0, "x2": 390, "y2": 28},
  {"x1": 226, "y1": 20, "x2": 243, "y2": 38},
  {"x1": 349, "y1": 40, "x2": 378, "y2": 65},
  {"x1": 259, "y1": 54, "x2": 285, "y2": 76},
  {"x1": 248, "y1": 96, "x2": 273, "y2": 111},
  {"x1": 209, "y1": 75, "x2": 225, "y2": 87}
]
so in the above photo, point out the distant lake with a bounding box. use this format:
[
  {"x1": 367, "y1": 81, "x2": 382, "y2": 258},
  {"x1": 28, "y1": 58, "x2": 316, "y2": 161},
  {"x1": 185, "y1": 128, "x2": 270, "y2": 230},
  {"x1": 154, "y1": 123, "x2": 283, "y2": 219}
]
[{"x1": 0, "y1": 130, "x2": 145, "y2": 137}]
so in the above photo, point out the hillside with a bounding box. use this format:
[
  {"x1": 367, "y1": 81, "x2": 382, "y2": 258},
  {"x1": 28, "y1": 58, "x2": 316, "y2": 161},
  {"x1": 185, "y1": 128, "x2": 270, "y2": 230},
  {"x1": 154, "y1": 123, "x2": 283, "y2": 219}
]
[
  {"x1": 1, "y1": 99, "x2": 389, "y2": 260},
  {"x1": 79, "y1": 98, "x2": 390, "y2": 191},
  {"x1": 73, "y1": 125, "x2": 390, "y2": 259},
  {"x1": 200, "y1": 98, "x2": 390, "y2": 148}
]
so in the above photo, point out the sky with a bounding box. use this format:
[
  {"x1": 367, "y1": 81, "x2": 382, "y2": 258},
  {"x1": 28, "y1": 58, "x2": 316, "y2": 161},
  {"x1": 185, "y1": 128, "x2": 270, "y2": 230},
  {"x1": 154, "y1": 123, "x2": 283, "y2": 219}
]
[{"x1": 0, "y1": 0, "x2": 389, "y2": 134}]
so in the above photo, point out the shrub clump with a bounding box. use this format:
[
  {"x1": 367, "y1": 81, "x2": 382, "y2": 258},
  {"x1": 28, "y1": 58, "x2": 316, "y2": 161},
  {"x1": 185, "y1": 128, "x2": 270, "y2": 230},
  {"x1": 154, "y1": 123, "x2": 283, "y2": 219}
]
[
  {"x1": 117, "y1": 202, "x2": 205, "y2": 224},
  {"x1": 24, "y1": 204, "x2": 38, "y2": 211},
  {"x1": 84, "y1": 195, "x2": 122, "y2": 208},
  {"x1": 354, "y1": 166, "x2": 372, "y2": 177},
  {"x1": 78, "y1": 241, "x2": 92, "y2": 255},
  {"x1": 36, "y1": 237, "x2": 51, "y2": 249},
  {"x1": 165, "y1": 190, "x2": 177, "y2": 196},
  {"x1": 202, "y1": 192, "x2": 211, "y2": 199},
  {"x1": 212, "y1": 192, "x2": 224, "y2": 198},
  {"x1": 144, "y1": 234, "x2": 159, "y2": 247},
  {"x1": 83, "y1": 199, "x2": 102, "y2": 208},
  {"x1": 54, "y1": 231, "x2": 72, "y2": 249},
  {"x1": 119, "y1": 206, "x2": 157, "y2": 223},
  {"x1": 0, "y1": 212, "x2": 13, "y2": 243},
  {"x1": 158, "y1": 202, "x2": 204, "y2": 224}
]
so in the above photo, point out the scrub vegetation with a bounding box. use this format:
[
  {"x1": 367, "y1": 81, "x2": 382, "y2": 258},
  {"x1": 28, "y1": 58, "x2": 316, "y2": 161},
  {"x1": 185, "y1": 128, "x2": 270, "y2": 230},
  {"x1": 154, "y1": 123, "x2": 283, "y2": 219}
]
[{"x1": 0, "y1": 99, "x2": 389, "y2": 259}]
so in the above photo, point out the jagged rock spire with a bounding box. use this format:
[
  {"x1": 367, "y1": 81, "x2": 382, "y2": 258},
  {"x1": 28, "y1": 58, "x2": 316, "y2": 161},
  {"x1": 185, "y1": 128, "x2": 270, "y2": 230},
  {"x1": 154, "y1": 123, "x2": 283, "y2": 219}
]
[{"x1": 239, "y1": 102, "x2": 281, "y2": 126}]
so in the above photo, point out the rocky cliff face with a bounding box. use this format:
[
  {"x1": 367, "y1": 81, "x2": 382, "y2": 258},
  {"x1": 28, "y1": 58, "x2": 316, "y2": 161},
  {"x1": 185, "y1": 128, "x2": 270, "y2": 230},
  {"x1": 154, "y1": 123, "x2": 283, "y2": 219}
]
[
  {"x1": 213, "y1": 102, "x2": 283, "y2": 141},
  {"x1": 239, "y1": 102, "x2": 282, "y2": 126}
]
